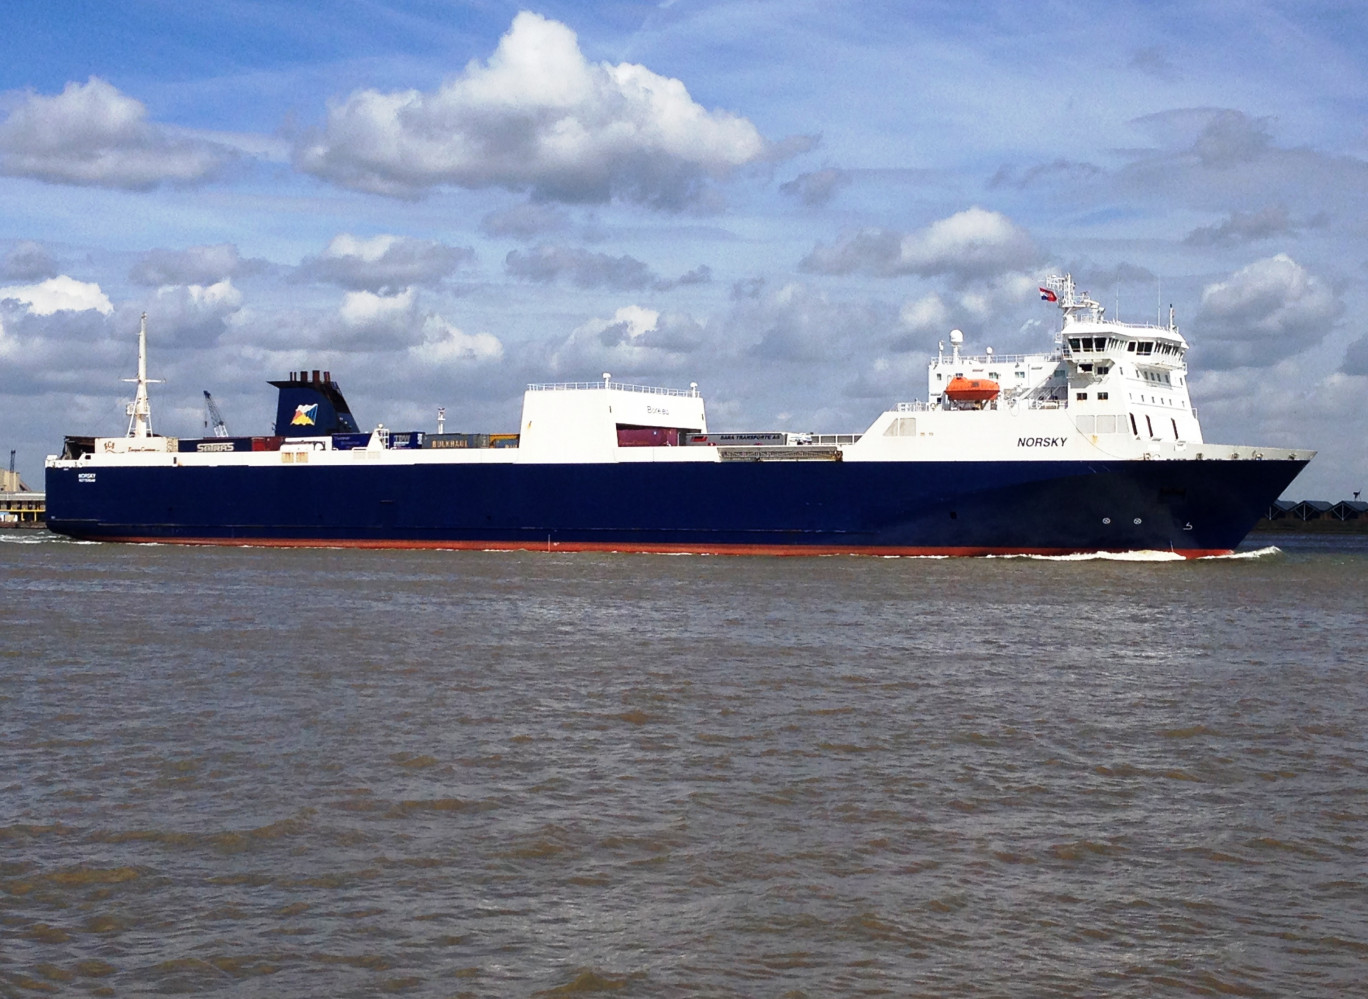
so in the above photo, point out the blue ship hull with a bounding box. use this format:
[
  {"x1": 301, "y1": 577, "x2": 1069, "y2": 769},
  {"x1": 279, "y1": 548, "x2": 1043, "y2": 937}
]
[{"x1": 44, "y1": 457, "x2": 1306, "y2": 556}]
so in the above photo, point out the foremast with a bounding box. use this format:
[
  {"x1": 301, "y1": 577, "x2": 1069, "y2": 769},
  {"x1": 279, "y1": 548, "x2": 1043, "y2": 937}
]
[{"x1": 124, "y1": 313, "x2": 162, "y2": 438}]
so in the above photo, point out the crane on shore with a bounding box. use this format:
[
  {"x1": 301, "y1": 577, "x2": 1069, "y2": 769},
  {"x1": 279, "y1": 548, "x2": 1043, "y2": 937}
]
[{"x1": 203, "y1": 391, "x2": 230, "y2": 437}]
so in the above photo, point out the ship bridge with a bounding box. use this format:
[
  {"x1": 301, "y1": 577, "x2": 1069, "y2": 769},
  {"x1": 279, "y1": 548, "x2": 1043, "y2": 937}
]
[
  {"x1": 1062, "y1": 324, "x2": 1188, "y2": 372},
  {"x1": 1050, "y1": 272, "x2": 1189, "y2": 369}
]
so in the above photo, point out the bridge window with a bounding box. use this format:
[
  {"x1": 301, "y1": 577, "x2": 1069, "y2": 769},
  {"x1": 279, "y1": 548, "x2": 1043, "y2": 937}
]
[
  {"x1": 1076, "y1": 392, "x2": 1088, "y2": 401},
  {"x1": 1098, "y1": 392, "x2": 1109, "y2": 400}
]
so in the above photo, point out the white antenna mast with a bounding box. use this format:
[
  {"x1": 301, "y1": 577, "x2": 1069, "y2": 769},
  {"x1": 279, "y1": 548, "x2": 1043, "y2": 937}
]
[{"x1": 123, "y1": 313, "x2": 162, "y2": 438}]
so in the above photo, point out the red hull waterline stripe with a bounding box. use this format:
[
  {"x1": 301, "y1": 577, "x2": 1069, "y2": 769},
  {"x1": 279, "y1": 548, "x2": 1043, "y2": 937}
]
[{"x1": 90, "y1": 535, "x2": 1234, "y2": 559}]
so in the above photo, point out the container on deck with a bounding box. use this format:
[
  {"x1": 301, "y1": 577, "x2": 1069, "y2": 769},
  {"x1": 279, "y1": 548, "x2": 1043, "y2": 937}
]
[
  {"x1": 617, "y1": 427, "x2": 680, "y2": 447},
  {"x1": 331, "y1": 432, "x2": 373, "y2": 450},
  {"x1": 424, "y1": 433, "x2": 491, "y2": 449},
  {"x1": 177, "y1": 437, "x2": 255, "y2": 453},
  {"x1": 387, "y1": 431, "x2": 422, "y2": 449},
  {"x1": 686, "y1": 432, "x2": 786, "y2": 446}
]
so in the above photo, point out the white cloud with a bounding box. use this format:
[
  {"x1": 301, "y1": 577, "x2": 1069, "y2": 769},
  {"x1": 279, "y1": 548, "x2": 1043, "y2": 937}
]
[
  {"x1": 883, "y1": 272, "x2": 1046, "y2": 355},
  {"x1": 0, "y1": 274, "x2": 113, "y2": 315},
  {"x1": 505, "y1": 244, "x2": 657, "y2": 290},
  {"x1": 579, "y1": 305, "x2": 659, "y2": 341},
  {"x1": 1196, "y1": 254, "x2": 1341, "y2": 369},
  {"x1": 294, "y1": 11, "x2": 774, "y2": 206},
  {"x1": 1343, "y1": 335, "x2": 1368, "y2": 376},
  {"x1": 480, "y1": 202, "x2": 572, "y2": 240},
  {"x1": 898, "y1": 293, "x2": 951, "y2": 334},
  {"x1": 296, "y1": 234, "x2": 475, "y2": 292},
  {"x1": 169, "y1": 279, "x2": 242, "y2": 310},
  {"x1": 339, "y1": 287, "x2": 416, "y2": 327},
  {"x1": 728, "y1": 282, "x2": 895, "y2": 363},
  {"x1": 801, "y1": 207, "x2": 1039, "y2": 283},
  {"x1": 1114, "y1": 108, "x2": 1368, "y2": 216},
  {"x1": 548, "y1": 304, "x2": 702, "y2": 375},
  {"x1": 2, "y1": 241, "x2": 58, "y2": 281},
  {"x1": 1183, "y1": 205, "x2": 1301, "y2": 247},
  {"x1": 780, "y1": 168, "x2": 851, "y2": 207},
  {"x1": 147, "y1": 279, "x2": 244, "y2": 346},
  {"x1": 131, "y1": 244, "x2": 253, "y2": 287},
  {"x1": 326, "y1": 234, "x2": 397, "y2": 263},
  {"x1": 0, "y1": 77, "x2": 234, "y2": 189},
  {"x1": 411, "y1": 316, "x2": 503, "y2": 365},
  {"x1": 898, "y1": 209, "x2": 1039, "y2": 280}
]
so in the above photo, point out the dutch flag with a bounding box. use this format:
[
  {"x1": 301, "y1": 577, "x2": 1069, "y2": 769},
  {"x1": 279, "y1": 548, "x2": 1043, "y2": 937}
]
[{"x1": 1039, "y1": 287, "x2": 1057, "y2": 302}]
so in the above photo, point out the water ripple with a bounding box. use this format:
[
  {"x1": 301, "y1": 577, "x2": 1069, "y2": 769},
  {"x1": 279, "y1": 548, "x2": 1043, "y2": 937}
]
[{"x1": 1, "y1": 535, "x2": 1365, "y2": 996}]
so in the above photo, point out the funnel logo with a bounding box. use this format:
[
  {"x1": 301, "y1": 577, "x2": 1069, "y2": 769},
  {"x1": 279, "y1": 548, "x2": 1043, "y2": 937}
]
[{"x1": 291, "y1": 403, "x2": 319, "y2": 426}]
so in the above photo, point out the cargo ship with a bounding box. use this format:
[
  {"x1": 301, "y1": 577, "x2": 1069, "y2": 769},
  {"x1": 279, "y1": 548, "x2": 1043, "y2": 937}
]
[{"x1": 44, "y1": 275, "x2": 1313, "y2": 556}]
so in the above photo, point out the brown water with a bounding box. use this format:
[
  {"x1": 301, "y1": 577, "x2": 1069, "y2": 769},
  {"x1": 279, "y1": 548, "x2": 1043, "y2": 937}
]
[{"x1": 2, "y1": 533, "x2": 1366, "y2": 997}]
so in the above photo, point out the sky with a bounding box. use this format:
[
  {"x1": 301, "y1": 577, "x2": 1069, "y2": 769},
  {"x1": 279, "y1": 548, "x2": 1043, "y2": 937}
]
[{"x1": 2, "y1": 0, "x2": 1366, "y2": 498}]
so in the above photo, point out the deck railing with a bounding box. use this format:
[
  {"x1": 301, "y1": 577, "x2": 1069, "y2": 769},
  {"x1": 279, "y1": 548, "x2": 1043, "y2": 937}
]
[
  {"x1": 527, "y1": 381, "x2": 698, "y2": 397},
  {"x1": 896, "y1": 397, "x2": 1067, "y2": 413}
]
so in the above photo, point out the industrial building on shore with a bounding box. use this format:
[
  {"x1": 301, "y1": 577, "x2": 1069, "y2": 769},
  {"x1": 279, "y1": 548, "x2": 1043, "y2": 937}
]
[
  {"x1": 1, "y1": 466, "x2": 44, "y2": 528},
  {"x1": 1255, "y1": 497, "x2": 1368, "y2": 532}
]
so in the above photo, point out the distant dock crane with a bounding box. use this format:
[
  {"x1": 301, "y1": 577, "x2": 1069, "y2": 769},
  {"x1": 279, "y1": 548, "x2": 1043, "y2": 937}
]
[{"x1": 203, "y1": 391, "x2": 230, "y2": 437}]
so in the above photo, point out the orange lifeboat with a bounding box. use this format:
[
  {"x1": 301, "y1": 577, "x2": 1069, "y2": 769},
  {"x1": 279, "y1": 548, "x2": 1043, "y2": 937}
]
[{"x1": 945, "y1": 376, "x2": 1000, "y2": 403}]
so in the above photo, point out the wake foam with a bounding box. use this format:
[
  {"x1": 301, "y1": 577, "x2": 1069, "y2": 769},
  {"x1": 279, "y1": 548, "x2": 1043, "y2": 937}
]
[{"x1": 987, "y1": 550, "x2": 1186, "y2": 562}]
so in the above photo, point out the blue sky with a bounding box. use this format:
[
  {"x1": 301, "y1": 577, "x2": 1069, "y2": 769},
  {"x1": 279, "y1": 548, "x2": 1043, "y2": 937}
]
[{"x1": 2, "y1": 0, "x2": 1365, "y2": 498}]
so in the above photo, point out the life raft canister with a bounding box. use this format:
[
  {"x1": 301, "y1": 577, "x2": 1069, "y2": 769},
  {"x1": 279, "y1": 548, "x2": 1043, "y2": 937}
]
[{"x1": 945, "y1": 376, "x2": 1001, "y2": 402}]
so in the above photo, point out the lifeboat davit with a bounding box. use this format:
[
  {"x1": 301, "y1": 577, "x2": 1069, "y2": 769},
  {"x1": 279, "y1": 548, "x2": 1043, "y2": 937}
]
[{"x1": 945, "y1": 376, "x2": 1000, "y2": 403}]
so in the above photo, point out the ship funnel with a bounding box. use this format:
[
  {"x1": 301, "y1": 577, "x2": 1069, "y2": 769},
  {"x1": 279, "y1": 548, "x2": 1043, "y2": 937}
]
[{"x1": 268, "y1": 371, "x2": 361, "y2": 437}]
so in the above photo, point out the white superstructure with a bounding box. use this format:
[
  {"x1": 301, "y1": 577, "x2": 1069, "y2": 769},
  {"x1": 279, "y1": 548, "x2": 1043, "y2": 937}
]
[{"x1": 849, "y1": 274, "x2": 1267, "y2": 463}]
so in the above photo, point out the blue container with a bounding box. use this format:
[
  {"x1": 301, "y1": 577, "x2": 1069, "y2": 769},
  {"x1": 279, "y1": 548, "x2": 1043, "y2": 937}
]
[
  {"x1": 387, "y1": 431, "x2": 422, "y2": 449},
  {"x1": 331, "y1": 432, "x2": 373, "y2": 450}
]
